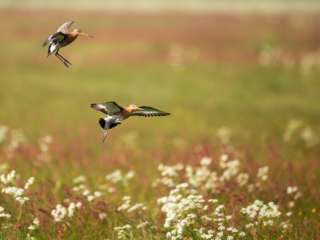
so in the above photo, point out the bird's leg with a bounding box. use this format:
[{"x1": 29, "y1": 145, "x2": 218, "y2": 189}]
[
  {"x1": 101, "y1": 129, "x2": 109, "y2": 143},
  {"x1": 55, "y1": 51, "x2": 69, "y2": 68},
  {"x1": 56, "y1": 49, "x2": 72, "y2": 66}
]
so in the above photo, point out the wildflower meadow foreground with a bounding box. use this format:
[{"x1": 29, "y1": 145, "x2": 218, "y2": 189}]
[{"x1": 0, "y1": 125, "x2": 319, "y2": 239}]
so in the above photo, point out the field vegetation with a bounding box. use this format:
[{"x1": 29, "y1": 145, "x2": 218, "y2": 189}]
[{"x1": 0, "y1": 9, "x2": 320, "y2": 239}]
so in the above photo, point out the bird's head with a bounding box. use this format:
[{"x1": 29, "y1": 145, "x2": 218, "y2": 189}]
[
  {"x1": 73, "y1": 29, "x2": 94, "y2": 38},
  {"x1": 129, "y1": 104, "x2": 143, "y2": 111}
]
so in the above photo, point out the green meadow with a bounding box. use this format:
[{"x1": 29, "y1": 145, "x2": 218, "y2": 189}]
[{"x1": 0, "y1": 8, "x2": 319, "y2": 239}]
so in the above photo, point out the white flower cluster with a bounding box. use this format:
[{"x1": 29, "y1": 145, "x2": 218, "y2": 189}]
[
  {"x1": 219, "y1": 155, "x2": 240, "y2": 182},
  {"x1": 72, "y1": 176, "x2": 102, "y2": 202},
  {"x1": 0, "y1": 170, "x2": 16, "y2": 184},
  {"x1": 137, "y1": 221, "x2": 148, "y2": 229},
  {"x1": 118, "y1": 196, "x2": 131, "y2": 211},
  {"x1": 99, "y1": 213, "x2": 107, "y2": 220},
  {"x1": 105, "y1": 170, "x2": 135, "y2": 187},
  {"x1": 51, "y1": 204, "x2": 67, "y2": 222},
  {"x1": 28, "y1": 217, "x2": 40, "y2": 230},
  {"x1": 25, "y1": 177, "x2": 35, "y2": 189},
  {"x1": 118, "y1": 196, "x2": 146, "y2": 212},
  {"x1": 0, "y1": 206, "x2": 11, "y2": 219},
  {"x1": 51, "y1": 202, "x2": 82, "y2": 222},
  {"x1": 85, "y1": 191, "x2": 102, "y2": 202},
  {"x1": 72, "y1": 184, "x2": 86, "y2": 192},
  {"x1": 2, "y1": 173, "x2": 33, "y2": 204},
  {"x1": 257, "y1": 166, "x2": 269, "y2": 181},
  {"x1": 240, "y1": 200, "x2": 281, "y2": 220},
  {"x1": 286, "y1": 185, "x2": 301, "y2": 210},
  {"x1": 114, "y1": 224, "x2": 132, "y2": 239},
  {"x1": 283, "y1": 119, "x2": 319, "y2": 148},
  {"x1": 154, "y1": 155, "x2": 253, "y2": 194},
  {"x1": 186, "y1": 161, "x2": 214, "y2": 189},
  {"x1": 158, "y1": 185, "x2": 245, "y2": 240},
  {"x1": 72, "y1": 175, "x2": 86, "y2": 184},
  {"x1": 152, "y1": 164, "x2": 184, "y2": 187},
  {"x1": 163, "y1": 194, "x2": 205, "y2": 239}
]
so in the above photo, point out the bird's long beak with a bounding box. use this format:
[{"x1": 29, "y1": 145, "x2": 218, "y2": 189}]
[
  {"x1": 137, "y1": 107, "x2": 144, "y2": 110},
  {"x1": 81, "y1": 32, "x2": 94, "y2": 38}
]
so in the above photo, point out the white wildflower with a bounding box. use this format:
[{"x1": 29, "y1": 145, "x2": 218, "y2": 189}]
[
  {"x1": 127, "y1": 203, "x2": 143, "y2": 212},
  {"x1": 200, "y1": 157, "x2": 212, "y2": 166},
  {"x1": 82, "y1": 189, "x2": 90, "y2": 196},
  {"x1": 33, "y1": 218, "x2": 39, "y2": 226},
  {"x1": 87, "y1": 195, "x2": 94, "y2": 202},
  {"x1": 287, "y1": 186, "x2": 298, "y2": 194},
  {"x1": 288, "y1": 201, "x2": 295, "y2": 208},
  {"x1": 176, "y1": 183, "x2": 188, "y2": 189},
  {"x1": 68, "y1": 202, "x2": 76, "y2": 217},
  {"x1": 16, "y1": 197, "x2": 29, "y2": 204},
  {"x1": 51, "y1": 204, "x2": 67, "y2": 222},
  {"x1": 125, "y1": 171, "x2": 135, "y2": 179},
  {"x1": 72, "y1": 175, "x2": 86, "y2": 184},
  {"x1": 137, "y1": 222, "x2": 147, "y2": 228},
  {"x1": 75, "y1": 202, "x2": 82, "y2": 209},
  {"x1": 237, "y1": 173, "x2": 249, "y2": 187},
  {"x1": 94, "y1": 191, "x2": 102, "y2": 197},
  {"x1": 28, "y1": 226, "x2": 36, "y2": 230},
  {"x1": 257, "y1": 166, "x2": 269, "y2": 181}
]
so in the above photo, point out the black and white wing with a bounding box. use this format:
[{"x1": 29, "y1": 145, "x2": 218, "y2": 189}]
[
  {"x1": 91, "y1": 102, "x2": 123, "y2": 116},
  {"x1": 132, "y1": 106, "x2": 170, "y2": 117},
  {"x1": 42, "y1": 32, "x2": 66, "y2": 47}
]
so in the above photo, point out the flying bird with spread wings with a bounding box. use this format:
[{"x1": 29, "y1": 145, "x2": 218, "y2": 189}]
[
  {"x1": 91, "y1": 102, "x2": 170, "y2": 143},
  {"x1": 42, "y1": 20, "x2": 94, "y2": 67}
]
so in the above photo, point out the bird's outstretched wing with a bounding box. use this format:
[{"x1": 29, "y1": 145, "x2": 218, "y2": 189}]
[
  {"x1": 42, "y1": 32, "x2": 66, "y2": 46},
  {"x1": 91, "y1": 102, "x2": 123, "y2": 116},
  {"x1": 132, "y1": 106, "x2": 170, "y2": 117},
  {"x1": 57, "y1": 20, "x2": 74, "y2": 34}
]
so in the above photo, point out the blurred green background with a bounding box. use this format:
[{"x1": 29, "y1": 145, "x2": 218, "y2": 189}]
[{"x1": 0, "y1": 2, "x2": 320, "y2": 152}]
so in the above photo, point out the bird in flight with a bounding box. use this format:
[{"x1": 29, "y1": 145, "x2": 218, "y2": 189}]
[
  {"x1": 91, "y1": 102, "x2": 170, "y2": 143},
  {"x1": 42, "y1": 20, "x2": 94, "y2": 68}
]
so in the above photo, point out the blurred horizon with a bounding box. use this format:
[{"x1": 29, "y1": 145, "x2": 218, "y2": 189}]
[{"x1": 1, "y1": 0, "x2": 320, "y2": 13}]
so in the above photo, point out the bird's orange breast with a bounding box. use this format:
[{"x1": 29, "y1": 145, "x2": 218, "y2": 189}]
[{"x1": 65, "y1": 33, "x2": 79, "y2": 44}]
